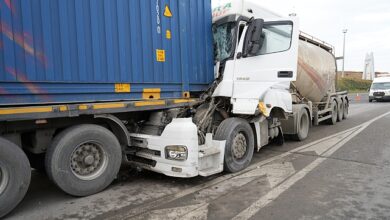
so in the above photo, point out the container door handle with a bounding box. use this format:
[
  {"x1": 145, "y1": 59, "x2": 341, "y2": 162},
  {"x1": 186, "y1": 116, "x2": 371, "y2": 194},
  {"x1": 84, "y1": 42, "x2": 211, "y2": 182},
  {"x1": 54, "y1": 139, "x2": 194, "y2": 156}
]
[{"x1": 278, "y1": 71, "x2": 293, "y2": 78}]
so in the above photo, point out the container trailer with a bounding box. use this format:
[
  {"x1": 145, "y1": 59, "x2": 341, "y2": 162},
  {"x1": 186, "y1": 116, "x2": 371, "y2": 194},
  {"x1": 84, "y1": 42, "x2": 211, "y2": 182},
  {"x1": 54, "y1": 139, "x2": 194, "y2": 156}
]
[{"x1": 0, "y1": 0, "x2": 348, "y2": 217}]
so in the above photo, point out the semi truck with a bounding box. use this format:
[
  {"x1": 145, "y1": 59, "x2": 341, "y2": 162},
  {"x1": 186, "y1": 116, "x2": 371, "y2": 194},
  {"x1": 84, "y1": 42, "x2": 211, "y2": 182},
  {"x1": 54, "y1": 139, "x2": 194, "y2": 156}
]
[{"x1": 0, "y1": 0, "x2": 348, "y2": 217}]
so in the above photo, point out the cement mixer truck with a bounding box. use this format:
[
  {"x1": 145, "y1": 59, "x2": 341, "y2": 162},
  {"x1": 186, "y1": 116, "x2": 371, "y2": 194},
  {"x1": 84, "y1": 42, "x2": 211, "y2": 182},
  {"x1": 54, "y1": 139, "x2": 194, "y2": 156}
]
[{"x1": 0, "y1": 0, "x2": 348, "y2": 217}]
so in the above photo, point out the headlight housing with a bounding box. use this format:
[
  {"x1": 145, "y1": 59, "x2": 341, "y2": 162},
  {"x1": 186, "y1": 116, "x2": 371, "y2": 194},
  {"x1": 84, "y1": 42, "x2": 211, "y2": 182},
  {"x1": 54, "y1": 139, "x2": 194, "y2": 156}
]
[{"x1": 165, "y1": 145, "x2": 188, "y2": 161}]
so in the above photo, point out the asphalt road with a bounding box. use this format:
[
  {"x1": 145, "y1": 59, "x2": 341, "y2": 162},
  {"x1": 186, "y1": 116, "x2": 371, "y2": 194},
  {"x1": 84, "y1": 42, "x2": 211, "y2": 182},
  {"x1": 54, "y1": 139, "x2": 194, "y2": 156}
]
[{"x1": 5, "y1": 97, "x2": 390, "y2": 220}]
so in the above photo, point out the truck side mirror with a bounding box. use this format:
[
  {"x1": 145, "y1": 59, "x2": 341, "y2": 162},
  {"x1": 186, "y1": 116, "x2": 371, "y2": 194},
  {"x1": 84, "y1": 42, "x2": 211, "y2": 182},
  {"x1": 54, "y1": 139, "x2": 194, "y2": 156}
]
[{"x1": 243, "y1": 19, "x2": 264, "y2": 57}]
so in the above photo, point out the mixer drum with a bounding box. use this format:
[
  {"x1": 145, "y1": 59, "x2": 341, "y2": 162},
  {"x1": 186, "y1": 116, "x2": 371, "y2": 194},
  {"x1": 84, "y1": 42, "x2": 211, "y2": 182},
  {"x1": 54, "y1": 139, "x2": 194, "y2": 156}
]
[{"x1": 295, "y1": 40, "x2": 337, "y2": 103}]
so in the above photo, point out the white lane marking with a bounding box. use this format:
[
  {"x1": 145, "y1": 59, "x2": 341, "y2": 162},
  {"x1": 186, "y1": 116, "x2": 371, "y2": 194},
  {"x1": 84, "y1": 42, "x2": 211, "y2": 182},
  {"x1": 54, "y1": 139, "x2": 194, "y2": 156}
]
[
  {"x1": 234, "y1": 162, "x2": 295, "y2": 188},
  {"x1": 173, "y1": 162, "x2": 296, "y2": 219},
  {"x1": 298, "y1": 129, "x2": 355, "y2": 156},
  {"x1": 232, "y1": 111, "x2": 390, "y2": 220},
  {"x1": 133, "y1": 203, "x2": 209, "y2": 220},
  {"x1": 109, "y1": 152, "x2": 296, "y2": 219},
  {"x1": 180, "y1": 203, "x2": 209, "y2": 220},
  {"x1": 133, "y1": 163, "x2": 292, "y2": 219}
]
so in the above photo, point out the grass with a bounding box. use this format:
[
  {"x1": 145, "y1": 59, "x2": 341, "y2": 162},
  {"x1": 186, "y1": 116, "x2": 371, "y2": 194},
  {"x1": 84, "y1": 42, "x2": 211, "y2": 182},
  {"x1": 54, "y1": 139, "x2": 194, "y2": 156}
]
[{"x1": 337, "y1": 77, "x2": 372, "y2": 93}]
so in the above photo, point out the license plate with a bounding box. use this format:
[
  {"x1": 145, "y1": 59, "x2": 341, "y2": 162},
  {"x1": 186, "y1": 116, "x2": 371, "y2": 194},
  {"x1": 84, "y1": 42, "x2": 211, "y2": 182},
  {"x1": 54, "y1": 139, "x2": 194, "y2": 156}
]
[{"x1": 375, "y1": 96, "x2": 383, "y2": 99}]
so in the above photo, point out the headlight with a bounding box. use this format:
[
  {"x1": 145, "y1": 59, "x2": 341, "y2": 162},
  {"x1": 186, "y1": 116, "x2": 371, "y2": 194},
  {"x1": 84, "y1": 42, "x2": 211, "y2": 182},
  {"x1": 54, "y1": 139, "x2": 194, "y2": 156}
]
[{"x1": 165, "y1": 145, "x2": 188, "y2": 161}]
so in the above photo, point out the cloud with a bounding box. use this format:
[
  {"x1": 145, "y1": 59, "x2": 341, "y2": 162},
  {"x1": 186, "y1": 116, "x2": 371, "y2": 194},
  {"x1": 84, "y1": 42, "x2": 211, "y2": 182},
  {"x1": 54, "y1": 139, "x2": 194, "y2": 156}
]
[{"x1": 354, "y1": 12, "x2": 390, "y2": 23}]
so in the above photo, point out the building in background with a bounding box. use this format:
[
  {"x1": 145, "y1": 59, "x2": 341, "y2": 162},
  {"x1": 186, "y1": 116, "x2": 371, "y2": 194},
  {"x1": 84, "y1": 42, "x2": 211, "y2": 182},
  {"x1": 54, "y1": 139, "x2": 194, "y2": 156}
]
[
  {"x1": 363, "y1": 52, "x2": 375, "y2": 80},
  {"x1": 376, "y1": 72, "x2": 390, "y2": 78}
]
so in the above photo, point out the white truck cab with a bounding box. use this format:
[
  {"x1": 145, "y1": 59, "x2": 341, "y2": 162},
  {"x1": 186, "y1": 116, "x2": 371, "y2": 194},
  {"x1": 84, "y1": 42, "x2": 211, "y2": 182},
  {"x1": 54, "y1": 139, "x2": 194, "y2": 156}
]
[
  {"x1": 369, "y1": 77, "x2": 390, "y2": 102},
  {"x1": 126, "y1": 0, "x2": 347, "y2": 179},
  {"x1": 126, "y1": 0, "x2": 300, "y2": 178},
  {"x1": 212, "y1": 0, "x2": 299, "y2": 116}
]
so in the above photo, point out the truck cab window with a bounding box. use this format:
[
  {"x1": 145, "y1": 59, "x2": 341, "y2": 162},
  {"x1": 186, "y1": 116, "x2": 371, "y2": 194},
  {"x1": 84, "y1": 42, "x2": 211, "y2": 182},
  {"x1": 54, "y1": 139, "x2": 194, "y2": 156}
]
[
  {"x1": 213, "y1": 22, "x2": 236, "y2": 62},
  {"x1": 372, "y1": 83, "x2": 390, "y2": 90},
  {"x1": 257, "y1": 23, "x2": 293, "y2": 55}
]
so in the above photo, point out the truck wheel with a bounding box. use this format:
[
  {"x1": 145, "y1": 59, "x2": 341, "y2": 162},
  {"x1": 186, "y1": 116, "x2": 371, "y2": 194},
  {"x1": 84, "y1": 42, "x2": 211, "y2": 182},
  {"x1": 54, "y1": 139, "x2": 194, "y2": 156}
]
[
  {"x1": 45, "y1": 125, "x2": 122, "y2": 197},
  {"x1": 327, "y1": 101, "x2": 338, "y2": 125},
  {"x1": 214, "y1": 118, "x2": 254, "y2": 173},
  {"x1": 293, "y1": 110, "x2": 310, "y2": 141},
  {"x1": 337, "y1": 101, "x2": 344, "y2": 122},
  {"x1": 342, "y1": 100, "x2": 349, "y2": 120},
  {"x1": 0, "y1": 138, "x2": 31, "y2": 218}
]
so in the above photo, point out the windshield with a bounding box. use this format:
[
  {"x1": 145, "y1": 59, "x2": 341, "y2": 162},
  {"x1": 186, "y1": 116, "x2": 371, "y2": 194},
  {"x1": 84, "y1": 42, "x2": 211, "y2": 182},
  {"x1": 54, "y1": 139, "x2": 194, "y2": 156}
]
[
  {"x1": 213, "y1": 22, "x2": 236, "y2": 63},
  {"x1": 371, "y1": 82, "x2": 390, "y2": 90}
]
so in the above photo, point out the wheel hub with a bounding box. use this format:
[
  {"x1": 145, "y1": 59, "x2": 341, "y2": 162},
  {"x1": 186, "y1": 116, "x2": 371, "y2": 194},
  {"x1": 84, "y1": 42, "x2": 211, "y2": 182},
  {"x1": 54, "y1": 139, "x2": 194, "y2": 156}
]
[
  {"x1": 232, "y1": 133, "x2": 247, "y2": 159},
  {"x1": 84, "y1": 155, "x2": 95, "y2": 166},
  {"x1": 0, "y1": 165, "x2": 9, "y2": 195},
  {"x1": 70, "y1": 142, "x2": 107, "y2": 181}
]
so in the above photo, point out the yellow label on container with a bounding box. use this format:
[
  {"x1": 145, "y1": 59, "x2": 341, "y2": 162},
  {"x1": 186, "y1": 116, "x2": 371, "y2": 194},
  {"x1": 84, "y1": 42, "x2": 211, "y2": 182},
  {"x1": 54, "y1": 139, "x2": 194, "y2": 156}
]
[
  {"x1": 143, "y1": 88, "x2": 161, "y2": 100},
  {"x1": 115, "y1": 83, "x2": 131, "y2": 93},
  {"x1": 156, "y1": 49, "x2": 166, "y2": 62},
  {"x1": 166, "y1": 30, "x2": 171, "y2": 39},
  {"x1": 164, "y1": 5, "x2": 172, "y2": 17}
]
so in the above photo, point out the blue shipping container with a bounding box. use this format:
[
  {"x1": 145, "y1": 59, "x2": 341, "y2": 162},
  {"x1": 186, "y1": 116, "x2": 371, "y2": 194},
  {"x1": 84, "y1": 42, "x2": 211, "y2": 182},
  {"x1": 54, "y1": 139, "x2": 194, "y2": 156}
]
[{"x1": 0, "y1": 0, "x2": 214, "y2": 105}]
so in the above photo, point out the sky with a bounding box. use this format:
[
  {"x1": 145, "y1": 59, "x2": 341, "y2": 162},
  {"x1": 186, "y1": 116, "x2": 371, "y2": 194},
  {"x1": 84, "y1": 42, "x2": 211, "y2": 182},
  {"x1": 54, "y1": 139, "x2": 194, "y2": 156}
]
[{"x1": 248, "y1": 0, "x2": 390, "y2": 72}]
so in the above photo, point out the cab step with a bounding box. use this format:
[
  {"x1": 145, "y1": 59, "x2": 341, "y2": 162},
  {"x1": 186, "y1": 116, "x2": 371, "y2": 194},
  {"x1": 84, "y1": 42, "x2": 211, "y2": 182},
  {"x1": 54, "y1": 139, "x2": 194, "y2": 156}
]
[{"x1": 198, "y1": 134, "x2": 226, "y2": 177}]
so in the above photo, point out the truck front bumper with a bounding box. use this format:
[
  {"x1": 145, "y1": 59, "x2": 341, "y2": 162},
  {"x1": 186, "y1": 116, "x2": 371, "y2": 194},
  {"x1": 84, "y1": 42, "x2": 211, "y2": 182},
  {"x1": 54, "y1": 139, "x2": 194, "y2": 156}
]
[
  {"x1": 127, "y1": 118, "x2": 226, "y2": 178},
  {"x1": 369, "y1": 95, "x2": 390, "y2": 101}
]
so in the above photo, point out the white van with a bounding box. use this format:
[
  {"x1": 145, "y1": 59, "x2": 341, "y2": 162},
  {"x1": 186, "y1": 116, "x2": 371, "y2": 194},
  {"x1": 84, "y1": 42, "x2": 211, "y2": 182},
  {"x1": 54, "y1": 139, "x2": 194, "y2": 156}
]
[{"x1": 369, "y1": 77, "x2": 390, "y2": 102}]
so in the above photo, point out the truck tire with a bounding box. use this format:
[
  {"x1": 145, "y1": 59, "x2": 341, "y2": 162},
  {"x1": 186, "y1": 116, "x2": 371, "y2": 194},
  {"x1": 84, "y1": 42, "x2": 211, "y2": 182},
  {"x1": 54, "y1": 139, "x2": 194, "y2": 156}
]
[
  {"x1": 293, "y1": 110, "x2": 310, "y2": 141},
  {"x1": 214, "y1": 118, "x2": 254, "y2": 173},
  {"x1": 342, "y1": 100, "x2": 349, "y2": 120},
  {"x1": 337, "y1": 101, "x2": 344, "y2": 122},
  {"x1": 327, "y1": 101, "x2": 338, "y2": 125},
  {"x1": 0, "y1": 138, "x2": 31, "y2": 218},
  {"x1": 45, "y1": 124, "x2": 122, "y2": 197}
]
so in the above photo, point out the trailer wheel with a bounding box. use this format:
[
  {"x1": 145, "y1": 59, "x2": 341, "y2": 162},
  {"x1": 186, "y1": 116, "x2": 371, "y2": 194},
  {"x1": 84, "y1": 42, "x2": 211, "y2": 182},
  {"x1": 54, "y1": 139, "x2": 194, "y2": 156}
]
[
  {"x1": 45, "y1": 125, "x2": 122, "y2": 197},
  {"x1": 0, "y1": 138, "x2": 31, "y2": 218},
  {"x1": 337, "y1": 101, "x2": 344, "y2": 122},
  {"x1": 342, "y1": 100, "x2": 349, "y2": 120},
  {"x1": 214, "y1": 118, "x2": 254, "y2": 173},
  {"x1": 293, "y1": 110, "x2": 310, "y2": 141},
  {"x1": 327, "y1": 101, "x2": 338, "y2": 125}
]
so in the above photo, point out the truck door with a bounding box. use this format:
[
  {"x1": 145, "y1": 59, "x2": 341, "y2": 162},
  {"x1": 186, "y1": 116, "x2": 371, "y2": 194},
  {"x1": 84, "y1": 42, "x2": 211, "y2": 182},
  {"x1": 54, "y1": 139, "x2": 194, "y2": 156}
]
[{"x1": 231, "y1": 18, "x2": 299, "y2": 114}]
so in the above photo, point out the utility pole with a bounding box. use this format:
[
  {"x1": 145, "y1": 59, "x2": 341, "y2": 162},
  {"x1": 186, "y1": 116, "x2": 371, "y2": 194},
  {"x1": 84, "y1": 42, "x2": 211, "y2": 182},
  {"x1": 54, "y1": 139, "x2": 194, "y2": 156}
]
[{"x1": 342, "y1": 29, "x2": 348, "y2": 78}]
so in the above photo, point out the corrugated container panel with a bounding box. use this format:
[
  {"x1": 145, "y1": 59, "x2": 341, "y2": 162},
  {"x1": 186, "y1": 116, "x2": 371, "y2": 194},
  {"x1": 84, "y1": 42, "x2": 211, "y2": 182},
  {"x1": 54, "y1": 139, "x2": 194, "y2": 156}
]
[{"x1": 0, "y1": 0, "x2": 214, "y2": 105}]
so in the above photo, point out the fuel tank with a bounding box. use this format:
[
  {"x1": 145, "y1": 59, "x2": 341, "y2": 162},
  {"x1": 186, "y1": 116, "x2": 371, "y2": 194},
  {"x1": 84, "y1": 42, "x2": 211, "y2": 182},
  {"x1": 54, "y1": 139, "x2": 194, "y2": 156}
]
[{"x1": 295, "y1": 40, "x2": 337, "y2": 103}]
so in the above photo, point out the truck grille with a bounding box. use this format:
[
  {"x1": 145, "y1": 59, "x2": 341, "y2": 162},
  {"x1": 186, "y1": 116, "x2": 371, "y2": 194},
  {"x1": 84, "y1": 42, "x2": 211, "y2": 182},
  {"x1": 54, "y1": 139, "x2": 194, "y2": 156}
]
[{"x1": 373, "y1": 92, "x2": 385, "y2": 96}]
